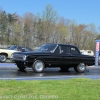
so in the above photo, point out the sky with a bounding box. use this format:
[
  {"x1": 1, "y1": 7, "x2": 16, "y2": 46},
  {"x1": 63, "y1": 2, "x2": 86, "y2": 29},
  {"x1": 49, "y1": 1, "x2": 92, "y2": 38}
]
[{"x1": 0, "y1": 0, "x2": 100, "y2": 28}]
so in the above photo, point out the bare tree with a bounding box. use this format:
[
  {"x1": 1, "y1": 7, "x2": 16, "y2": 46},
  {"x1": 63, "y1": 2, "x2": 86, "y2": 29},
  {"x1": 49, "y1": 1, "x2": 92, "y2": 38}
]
[
  {"x1": 41, "y1": 4, "x2": 58, "y2": 43},
  {"x1": 22, "y1": 12, "x2": 38, "y2": 48}
]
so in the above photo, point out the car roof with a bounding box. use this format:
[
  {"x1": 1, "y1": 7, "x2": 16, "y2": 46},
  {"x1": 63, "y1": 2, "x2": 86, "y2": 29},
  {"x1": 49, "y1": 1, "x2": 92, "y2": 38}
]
[{"x1": 45, "y1": 43, "x2": 77, "y2": 48}]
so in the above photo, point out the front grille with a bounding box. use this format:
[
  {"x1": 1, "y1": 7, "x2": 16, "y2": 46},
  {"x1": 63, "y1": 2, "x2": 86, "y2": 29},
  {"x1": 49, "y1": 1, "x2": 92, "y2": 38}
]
[{"x1": 13, "y1": 54, "x2": 23, "y2": 60}]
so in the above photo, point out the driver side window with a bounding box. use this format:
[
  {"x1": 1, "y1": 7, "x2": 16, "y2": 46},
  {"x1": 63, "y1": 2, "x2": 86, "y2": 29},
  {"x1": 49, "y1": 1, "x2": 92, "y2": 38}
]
[{"x1": 60, "y1": 46, "x2": 70, "y2": 54}]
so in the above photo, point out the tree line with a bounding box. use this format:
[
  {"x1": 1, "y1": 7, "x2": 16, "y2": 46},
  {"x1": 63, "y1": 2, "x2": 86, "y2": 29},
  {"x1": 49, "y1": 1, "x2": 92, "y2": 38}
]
[{"x1": 0, "y1": 4, "x2": 99, "y2": 50}]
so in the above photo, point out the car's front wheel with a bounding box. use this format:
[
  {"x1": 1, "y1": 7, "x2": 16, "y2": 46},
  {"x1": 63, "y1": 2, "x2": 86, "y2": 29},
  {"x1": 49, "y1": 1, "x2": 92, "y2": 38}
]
[
  {"x1": 0, "y1": 54, "x2": 7, "y2": 63},
  {"x1": 16, "y1": 62, "x2": 26, "y2": 70},
  {"x1": 32, "y1": 60, "x2": 45, "y2": 73},
  {"x1": 74, "y1": 63, "x2": 86, "y2": 73}
]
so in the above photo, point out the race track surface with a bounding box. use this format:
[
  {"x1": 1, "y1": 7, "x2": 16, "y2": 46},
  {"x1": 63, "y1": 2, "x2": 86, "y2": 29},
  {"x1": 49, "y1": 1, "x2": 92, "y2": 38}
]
[{"x1": 0, "y1": 63, "x2": 100, "y2": 80}]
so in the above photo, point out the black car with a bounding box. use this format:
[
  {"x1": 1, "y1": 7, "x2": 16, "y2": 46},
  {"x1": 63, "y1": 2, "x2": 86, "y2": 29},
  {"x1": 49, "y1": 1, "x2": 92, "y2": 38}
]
[{"x1": 11, "y1": 43, "x2": 95, "y2": 73}]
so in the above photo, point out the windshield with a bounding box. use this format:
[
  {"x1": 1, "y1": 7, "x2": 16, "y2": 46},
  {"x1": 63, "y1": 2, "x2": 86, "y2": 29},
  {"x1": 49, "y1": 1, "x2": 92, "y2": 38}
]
[
  {"x1": 37, "y1": 44, "x2": 57, "y2": 52},
  {"x1": 8, "y1": 46, "x2": 17, "y2": 50}
]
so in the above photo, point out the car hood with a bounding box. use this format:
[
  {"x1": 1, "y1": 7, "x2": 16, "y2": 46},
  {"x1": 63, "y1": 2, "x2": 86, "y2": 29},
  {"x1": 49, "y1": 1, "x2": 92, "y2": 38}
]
[
  {"x1": 13, "y1": 51, "x2": 52, "y2": 55},
  {"x1": 0, "y1": 49, "x2": 20, "y2": 52}
]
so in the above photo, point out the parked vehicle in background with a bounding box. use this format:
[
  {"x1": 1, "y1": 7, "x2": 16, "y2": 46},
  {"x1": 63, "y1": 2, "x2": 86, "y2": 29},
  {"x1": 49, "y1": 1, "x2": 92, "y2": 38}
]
[
  {"x1": 11, "y1": 43, "x2": 95, "y2": 73},
  {"x1": 0, "y1": 45, "x2": 33, "y2": 63},
  {"x1": 7, "y1": 45, "x2": 33, "y2": 52},
  {"x1": 80, "y1": 50, "x2": 94, "y2": 56}
]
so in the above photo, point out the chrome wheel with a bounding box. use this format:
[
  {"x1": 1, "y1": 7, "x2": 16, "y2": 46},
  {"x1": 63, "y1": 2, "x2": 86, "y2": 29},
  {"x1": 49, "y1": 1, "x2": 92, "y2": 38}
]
[
  {"x1": 0, "y1": 54, "x2": 7, "y2": 63},
  {"x1": 74, "y1": 63, "x2": 86, "y2": 73},
  {"x1": 32, "y1": 60, "x2": 45, "y2": 73},
  {"x1": 78, "y1": 63, "x2": 86, "y2": 71}
]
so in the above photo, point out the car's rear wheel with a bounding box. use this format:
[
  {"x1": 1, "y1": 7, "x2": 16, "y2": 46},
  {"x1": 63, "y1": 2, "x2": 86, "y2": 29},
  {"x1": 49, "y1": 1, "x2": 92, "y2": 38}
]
[
  {"x1": 0, "y1": 54, "x2": 7, "y2": 63},
  {"x1": 74, "y1": 63, "x2": 86, "y2": 73},
  {"x1": 60, "y1": 66, "x2": 70, "y2": 71},
  {"x1": 32, "y1": 60, "x2": 45, "y2": 73},
  {"x1": 16, "y1": 62, "x2": 26, "y2": 70}
]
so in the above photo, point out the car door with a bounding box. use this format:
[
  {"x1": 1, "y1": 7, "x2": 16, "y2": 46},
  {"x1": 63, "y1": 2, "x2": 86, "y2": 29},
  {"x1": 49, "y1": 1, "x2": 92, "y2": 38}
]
[
  {"x1": 47, "y1": 46, "x2": 62, "y2": 65},
  {"x1": 70, "y1": 46, "x2": 82, "y2": 64},
  {"x1": 52, "y1": 45, "x2": 72, "y2": 66},
  {"x1": 59, "y1": 45, "x2": 72, "y2": 65}
]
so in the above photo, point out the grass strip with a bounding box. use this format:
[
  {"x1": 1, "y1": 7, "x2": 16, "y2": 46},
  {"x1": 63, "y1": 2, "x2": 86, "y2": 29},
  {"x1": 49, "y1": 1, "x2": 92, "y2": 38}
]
[{"x1": 0, "y1": 78, "x2": 100, "y2": 100}]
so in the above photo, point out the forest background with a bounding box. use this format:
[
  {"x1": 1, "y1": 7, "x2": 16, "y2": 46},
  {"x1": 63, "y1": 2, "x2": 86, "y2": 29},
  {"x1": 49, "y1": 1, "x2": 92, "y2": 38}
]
[{"x1": 0, "y1": 4, "x2": 100, "y2": 50}]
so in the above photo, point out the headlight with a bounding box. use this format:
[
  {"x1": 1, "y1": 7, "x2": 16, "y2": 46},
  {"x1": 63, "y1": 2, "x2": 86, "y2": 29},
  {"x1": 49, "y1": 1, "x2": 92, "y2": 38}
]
[{"x1": 23, "y1": 55, "x2": 27, "y2": 60}]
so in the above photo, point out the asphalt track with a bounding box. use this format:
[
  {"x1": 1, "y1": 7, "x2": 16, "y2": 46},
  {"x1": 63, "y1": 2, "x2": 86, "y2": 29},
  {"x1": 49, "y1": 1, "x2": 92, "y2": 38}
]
[{"x1": 0, "y1": 63, "x2": 100, "y2": 80}]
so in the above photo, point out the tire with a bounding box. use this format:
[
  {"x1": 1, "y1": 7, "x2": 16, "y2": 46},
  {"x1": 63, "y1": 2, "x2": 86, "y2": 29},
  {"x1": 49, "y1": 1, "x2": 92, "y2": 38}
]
[
  {"x1": 60, "y1": 66, "x2": 70, "y2": 71},
  {"x1": 32, "y1": 60, "x2": 45, "y2": 73},
  {"x1": 0, "y1": 54, "x2": 7, "y2": 63},
  {"x1": 74, "y1": 63, "x2": 86, "y2": 73},
  {"x1": 16, "y1": 62, "x2": 26, "y2": 70}
]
